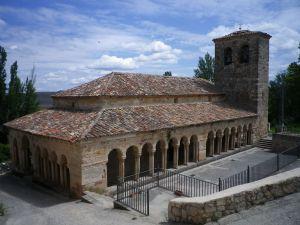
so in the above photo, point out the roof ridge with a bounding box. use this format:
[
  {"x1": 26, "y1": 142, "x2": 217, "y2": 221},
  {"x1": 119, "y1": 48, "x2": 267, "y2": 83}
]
[{"x1": 80, "y1": 108, "x2": 105, "y2": 141}]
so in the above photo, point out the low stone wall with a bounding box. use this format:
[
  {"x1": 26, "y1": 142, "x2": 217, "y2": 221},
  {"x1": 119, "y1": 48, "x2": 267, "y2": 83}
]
[
  {"x1": 168, "y1": 168, "x2": 300, "y2": 224},
  {"x1": 272, "y1": 132, "x2": 300, "y2": 153}
]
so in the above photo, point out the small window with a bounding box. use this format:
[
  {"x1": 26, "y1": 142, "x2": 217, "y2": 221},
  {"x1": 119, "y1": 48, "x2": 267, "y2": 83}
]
[
  {"x1": 240, "y1": 45, "x2": 249, "y2": 63},
  {"x1": 224, "y1": 47, "x2": 232, "y2": 65}
]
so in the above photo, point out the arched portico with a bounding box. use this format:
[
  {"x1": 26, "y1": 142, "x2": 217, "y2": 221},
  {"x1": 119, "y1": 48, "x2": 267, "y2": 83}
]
[
  {"x1": 214, "y1": 130, "x2": 222, "y2": 154},
  {"x1": 155, "y1": 140, "x2": 166, "y2": 171},
  {"x1": 247, "y1": 124, "x2": 253, "y2": 144},
  {"x1": 206, "y1": 131, "x2": 214, "y2": 157},
  {"x1": 21, "y1": 136, "x2": 32, "y2": 173},
  {"x1": 60, "y1": 155, "x2": 70, "y2": 192},
  {"x1": 229, "y1": 127, "x2": 236, "y2": 150},
  {"x1": 140, "y1": 143, "x2": 153, "y2": 176},
  {"x1": 189, "y1": 135, "x2": 198, "y2": 162},
  {"x1": 107, "y1": 149, "x2": 123, "y2": 186},
  {"x1": 178, "y1": 137, "x2": 188, "y2": 165},
  {"x1": 12, "y1": 139, "x2": 19, "y2": 169},
  {"x1": 125, "y1": 146, "x2": 139, "y2": 179},
  {"x1": 167, "y1": 138, "x2": 178, "y2": 169}
]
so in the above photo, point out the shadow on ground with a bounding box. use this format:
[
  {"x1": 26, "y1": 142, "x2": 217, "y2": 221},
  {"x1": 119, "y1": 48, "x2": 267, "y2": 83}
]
[{"x1": 0, "y1": 173, "x2": 72, "y2": 208}]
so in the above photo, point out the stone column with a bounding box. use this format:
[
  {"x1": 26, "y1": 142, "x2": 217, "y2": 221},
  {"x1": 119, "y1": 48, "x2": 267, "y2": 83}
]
[
  {"x1": 173, "y1": 144, "x2": 178, "y2": 169},
  {"x1": 162, "y1": 147, "x2": 167, "y2": 171},
  {"x1": 210, "y1": 138, "x2": 214, "y2": 156},
  {"x1": 134, "y1": 154, "x2": 141, "y2": 180},
  {"x1": 184, "y1": 142, "x2": 189, "y2": 165},
  {"x1": 149, "y1": 151, "x2": 154, "y2": 176},
  {"x1": 217, "y1": 136, "x2": 222, "y2": 154},
  {"x1": 60, "y1": 165, "x2": 64, "y2": 188},
  {"x1": 119, "y1": 157, "x2": 125, "y2": 181}
]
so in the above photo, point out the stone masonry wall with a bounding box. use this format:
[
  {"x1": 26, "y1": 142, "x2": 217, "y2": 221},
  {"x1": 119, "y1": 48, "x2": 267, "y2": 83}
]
[
  {"x1": 168, "y1": 168, "x2": 300, "y2": 224},
  {"x1": 272, "y1": 132, "x2": 300, "y2": 153}
]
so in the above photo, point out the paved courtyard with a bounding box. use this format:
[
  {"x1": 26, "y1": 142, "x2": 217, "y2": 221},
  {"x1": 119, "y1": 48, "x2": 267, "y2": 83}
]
[{"x1": 1, "y1": 147, "x2": 299, "y2": 225}]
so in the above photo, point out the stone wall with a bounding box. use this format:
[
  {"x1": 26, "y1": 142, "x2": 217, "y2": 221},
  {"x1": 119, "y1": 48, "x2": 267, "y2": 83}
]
[
  {"x1": 52, "y1": 94, "x2": 225, "y2": 111},
  {"x1": 272, "y1": 132, "x2": 300, "y2": 153},
  {"x1": 168, "y1": 168, "x2": 300, "y2": 224},
  {"x1": 81, "y1": 116, "x2": 256, "y2": 189}
]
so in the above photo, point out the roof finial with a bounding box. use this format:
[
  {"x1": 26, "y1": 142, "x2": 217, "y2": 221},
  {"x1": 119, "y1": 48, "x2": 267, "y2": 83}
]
[{"x1": 239, "y1": 24, "x2": 242, "y2": 31}]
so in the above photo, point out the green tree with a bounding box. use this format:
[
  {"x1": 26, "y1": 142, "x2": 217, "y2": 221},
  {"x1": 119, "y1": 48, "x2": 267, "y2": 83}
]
[
  {"x1": 7, "y1": 61, "x2": 23, "y2": 121},
  {"x1": 163, "y1": 71, "x2": 172, "y2": 76},
  {"x1": 22, "y1": 67, "x2": 39, "y2": 115},
  {"x1": 194, "y1": 52, "x2": 215, "y2": 82},
  {"x1": 0, "y1": 46, "x2": 7, "y2": 124}
]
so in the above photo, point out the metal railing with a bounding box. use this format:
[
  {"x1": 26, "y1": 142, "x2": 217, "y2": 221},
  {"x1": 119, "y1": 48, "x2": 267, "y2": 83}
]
[
  {"x1": 220, "y1": 145, "x2": 300, "y2": 190},
  {"x1": 160, "y1": 169, "x2": 219, "y2": 197},
  {"x1": 115, "y1": 168, "x2": 219, "y2": 215},
  {"x1": 115, "y1": 145, "x2": 299, "y2": 215}
]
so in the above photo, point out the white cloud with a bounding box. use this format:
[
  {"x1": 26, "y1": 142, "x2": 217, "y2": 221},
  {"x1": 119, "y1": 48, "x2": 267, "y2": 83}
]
[{"x1": 89, "y1": 55, "x2": 138, "y2": 70}]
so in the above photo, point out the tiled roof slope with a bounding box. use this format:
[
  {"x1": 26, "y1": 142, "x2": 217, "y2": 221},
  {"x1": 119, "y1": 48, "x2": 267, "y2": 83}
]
[
  {"x1": 5, "y1": 110, "x2": 99, "y2": 142},
  {"x1": 53, "y1": 72, "x2": 221, "y2": 97},
  {"x1": 5, "y1": 102, "x2": 256, "y2": 142}
]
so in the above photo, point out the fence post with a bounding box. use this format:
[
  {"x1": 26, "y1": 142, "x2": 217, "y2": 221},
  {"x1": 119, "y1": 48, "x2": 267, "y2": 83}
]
[
  {"x1": 277, "y1": 153, "x2": 280, "y2": 171},
  {"x1": 147, "y1": 189, "x2": 150, "y2": 216},
  {"x1": 218, "y1": 177, "x2": 222, "y2": 191},
  {"x1": 247, "y1": 165, "x2": 250, "y2": 183}
]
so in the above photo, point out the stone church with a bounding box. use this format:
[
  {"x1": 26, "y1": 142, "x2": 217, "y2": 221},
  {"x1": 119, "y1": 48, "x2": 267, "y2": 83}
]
[{"x1": 5, "y1": 30, "x2": 271, "y2": 197}]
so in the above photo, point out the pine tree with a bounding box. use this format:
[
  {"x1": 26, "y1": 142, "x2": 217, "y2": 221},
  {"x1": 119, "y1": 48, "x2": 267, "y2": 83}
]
[
  {"x1": 22, "y1": 66, "x2": 39, "y2": 115},
  {"x1": 0, "y1": 46, "x2": 7, "y2": 124},
  {"x1": 7, "y1": 61, "x2": 23, "y2": 121},
  {"x1": 194, "y1": 53, "x2": 215, "y2": 82},
  {"x1": 163, "y1": 71, "x2": 172, "y2": 76}
]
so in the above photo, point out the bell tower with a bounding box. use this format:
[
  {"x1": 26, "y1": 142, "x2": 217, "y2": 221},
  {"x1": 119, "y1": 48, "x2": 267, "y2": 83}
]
[{"x1": 213, "y1": 30, "x2": 271, "y2": 138}]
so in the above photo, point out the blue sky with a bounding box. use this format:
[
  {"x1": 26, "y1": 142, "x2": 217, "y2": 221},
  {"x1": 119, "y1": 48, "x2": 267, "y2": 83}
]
[{"x1": 0, "y1": 0, "x2": 299, "y2": 91}]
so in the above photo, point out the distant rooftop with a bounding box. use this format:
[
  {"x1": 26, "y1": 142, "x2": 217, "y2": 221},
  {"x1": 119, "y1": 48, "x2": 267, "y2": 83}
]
[
  {"x1": 53, "y1": 72, "x2": 222, "y2": 98},
  {"x1": 213, "y1": 30, "x2": 271, "y2": 42}
]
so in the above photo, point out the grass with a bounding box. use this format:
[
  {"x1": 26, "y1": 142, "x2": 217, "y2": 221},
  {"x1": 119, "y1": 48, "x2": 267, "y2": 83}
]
[
  {"x1": 0, "y1": 203, "x2": 5, "y2": 216},
  {"x1": 0, "y1": 143, "x2": 10, "y2": 163}
]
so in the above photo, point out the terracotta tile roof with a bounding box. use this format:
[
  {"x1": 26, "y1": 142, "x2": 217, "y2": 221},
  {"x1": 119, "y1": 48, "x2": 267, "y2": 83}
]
[
  {"x1": 4, "y1": 110, "x2": 99, "y2": 142},
  {"x1": 5, "y1": 102, "x2": 256, "y2": 142},
  {"x1": 53, "y1": 72, "x2": 221, "y2": 97},
  {"x1": 213, "y1": 30, "x2": 271, "y2": 42}
]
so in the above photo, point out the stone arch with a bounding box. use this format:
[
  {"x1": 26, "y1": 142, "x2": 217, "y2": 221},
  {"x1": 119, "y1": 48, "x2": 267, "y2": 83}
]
[
  {"x1": 41, "y1": 148, "x2": 49, "y2": 181},
  {"x1": 206, "y1": 131, "x2": 214, "y2": 157},
  {"x1": 167, "y1": 138, "x2": 178, "y2": 169},
  {"x1": 50, "y1": 151, "x2": 58, "y2": 184},
  {"x1": 35, "y1": 147, "x2": 42, "y2": 178},
  {"x1": 178, "y1": 136, "x2": 188, "y2": 166},
  {"x1": 21, "y1": 136, "x2": 32, "y2": 173},
  {"x1": 242, "y1": 125, "x2": 248, "y2": 146},
  {"x1": 236, "y1": 126, "x2": 242, "y2": 148},
  {"x1": 214, "y1": 130, "x2": 222, "y2": 154},
  {"x1": 155, "y1": 140, "x2": 166, "y2": 171},
  {"x1": 247, "y1": 123, "x2": 253, "y2": 145},
  {"x1": 189, "y1": 135, "x2": 198, "y2": 162},
  {"x1": 140, "y1": 143, "x2": 153, "y2": 175},
  {"x1": 222, "y1": 128, "x2": 230, "y2": 152},
  {"x1": 239, "y1": 45, "x2": 249, "y2": 63},
  {"x1": 60, "y1": 154, "x2": 70, "y2": 191},
  {"x1": 107, "y1": 149, "x2": 123, "y2": 186},
  {"x1": 12, "y1": 139, "x2": 19, "y2": 169},
  {"x1": 125, "y1": 146, "x2": 139, "y2": 178},
  {"x1": 229, "y1": 127, "x2": 236, "y2": 150},
  {"x1": 224, "y1": 47, "x2": 232, "y2": 65}
]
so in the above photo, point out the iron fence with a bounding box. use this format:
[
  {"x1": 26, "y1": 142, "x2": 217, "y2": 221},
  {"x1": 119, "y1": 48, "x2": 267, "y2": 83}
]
[
  {"x1": 220, "y1": 145, "x2": 300, "y2": 190},
  {"x1": 115, "y1": 145, "x2": 299, "y2": 215},
  {"x1": 160, "y1": 169, "x2": 219, "y2": 197}
]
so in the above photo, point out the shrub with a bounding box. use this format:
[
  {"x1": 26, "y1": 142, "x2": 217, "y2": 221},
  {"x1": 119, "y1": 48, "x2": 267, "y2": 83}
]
[
  {"x1": 0, "y1": 203, "x2": 5, "y2": 216},
  {"x1": 0, "y1": 143, "x2": 10, "y2": 163}
]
